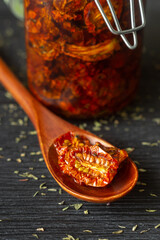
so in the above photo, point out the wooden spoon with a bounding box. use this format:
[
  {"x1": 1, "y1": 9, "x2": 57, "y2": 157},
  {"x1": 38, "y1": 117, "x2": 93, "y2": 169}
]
[{"x1": 0, "y1": 58, "x2": 138, "y2": 203}]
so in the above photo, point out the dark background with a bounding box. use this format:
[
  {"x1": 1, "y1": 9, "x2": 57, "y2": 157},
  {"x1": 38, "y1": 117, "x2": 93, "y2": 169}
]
[{"x1": 0, "y1": 1, "x2": 160, "y2": 240}]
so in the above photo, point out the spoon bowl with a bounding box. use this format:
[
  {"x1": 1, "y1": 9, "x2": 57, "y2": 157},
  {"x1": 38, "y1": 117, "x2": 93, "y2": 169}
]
[
  {"x1": 0, "y1": 58, "x2": 138, "y2": 203},
  {"x1": 48, "y1": 136, "x2": 138, "y2": 203}
]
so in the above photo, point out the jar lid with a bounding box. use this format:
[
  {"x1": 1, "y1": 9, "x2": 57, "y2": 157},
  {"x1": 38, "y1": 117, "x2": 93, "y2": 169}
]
[{"x1": 94, "y1": 0, "x2": 146, "y2": 49}]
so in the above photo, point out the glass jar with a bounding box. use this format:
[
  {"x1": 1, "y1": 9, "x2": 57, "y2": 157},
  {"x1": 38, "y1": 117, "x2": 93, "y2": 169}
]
[{"x1": 25, "y1": 0, "x2": 145, "y2": 118}]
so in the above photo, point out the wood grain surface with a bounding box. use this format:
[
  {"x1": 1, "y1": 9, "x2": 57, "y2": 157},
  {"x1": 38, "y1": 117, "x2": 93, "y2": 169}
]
[{"x1": 0, "y1": 1, "x2": 160, "y2": 240}]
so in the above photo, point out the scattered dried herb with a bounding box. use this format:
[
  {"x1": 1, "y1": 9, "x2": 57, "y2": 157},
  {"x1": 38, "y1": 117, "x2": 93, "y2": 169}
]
[
  {"x1": 33, "y1": 191, "x2": 39, "y2": 197},
  {"x1": 36, "y1": 228, "x2": 44, "y2": 232},
  {"x1": 133, "y1": 160, "x2": 140, "y2": 165},
  {"x1": 20, "y1": 153, "x2": 26, "y2": 157},
  {"x1": 62, "y1": 206, "x2": 70, "y2": 211},
  {"x1": 4, "y1": 92, "x2": 13, "y2": 99},
  {"x1": 98, "y1": 239, "x2": 109, "y2": 240},
  {"x1": 132, "y1": 225, "x2": 138, "y2": 231},
  {"x1": 155, "y1": 224, "x2": 160, "y2": 229},
  {"x1": 39, "y1": 182, "x2": 46, "y2": 189},
  {"x1": 58, "y1": 201, "x2": 65, "y2": 205},
  {"x1": 140, "y1": 229, "x2": 150, "y2": 234},
  {"x1": 125, "y1": 147, "x2": 135, "y2": 153},
  {"x1": 28, "y1": 130, "x2": 37, "y2": 135},
  {"x1": 83, "y1": 230, "x2": 92, "y2": 233},
  {"x1": 59, "y1": 188, "x2": 62, "y2": 195},
  {"x1": 22, "y1": 145, "x2": 28, "y2": 149},
  {"x1": 153, "y1": 118, "x2": 160, "y2": 125},
  {"x1": 94, "y1": 121, "x2": 102, "y2": 127},
  {"x1": 141, "y1": 142, "x2": 152, "y2": 146},
  {"x1": 92, "y1": 126, "x2": 101, "y2": 131},
  {"x1": 19, "y1": 172, "x2": 38, "y2": 180},
  {"x1": 139, "y1": 189, "x2": 145, "y2": 192},
  {"x1": 136, "y1": 181, "x2": 147, "y2": 186},
  {"x1": 30, "y1": 151, "x2": 42, "y2": 156},
  {"x1": 48, "y1": 188, "x2": 57, "y2": 192},
  {"x1": 16, "y1": 158, "x2": 22, "y2": 163},
  {"x1": 139, "y1": 168, "x2": 147, "y2": 173},
  {"x1": 104, "y1": 126, "x2": 110, "y2": 131},
  {"x1": 84, "y1": 210, "x2": 89, "y2": 215},
  {"x1": 41, "y1": 193, "x2": 46, "y2": 196},
  {"x1": 112, "y1": 230, "x2": 123, "y2": 234},
  {"x1": 71, "y1": 203, "x2": 83, "y2": 210},
  {"x1": 62, "y1": 235, "x2": 79, "y2": 240},
  {"x1": 150, "y1": 193, "x2": 157, "y2": 197},
  {"x1": 118, "y1": 225, "x2": 126, "y2": 229},
  {"x1": 79, "y1": 123, "x2": 87, "y2": 130},
  {"x1": 39, "y1": 158, "x2": 44, "y2": 162},
  {"x1": 32, "y1": 234, "x2": 39, "y2": 239},
  {"x1": 146, "y1": 209, "x2": 157, "y2": 213},
  {"x1": 141, "y1": 142, "x2": 158, "y2": 147},
  {"x1": 41, "y1": 175, "x2": 46, "y2": 178}
]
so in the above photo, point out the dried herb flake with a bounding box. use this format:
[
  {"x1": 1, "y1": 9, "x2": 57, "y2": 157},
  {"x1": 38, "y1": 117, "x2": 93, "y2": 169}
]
[
  {"x1": 118, "y1": 225, "x2": 126, "y2": 229},
  {"x1": 39, "y1": 182, "x2": 46, "y2": 189},
  {"x1": 132, "y1": 225, "x2": 138, "y2": 231},
  {"x1": 62, "y1": 235, "x2": 79, "y2": 240},
  {"x1": 139, "y1": 189, "x2": 145, "y2": 192},
  {"x1": 140, "y1": 229, "x2": 150, "y2": 234},
  {"x1": 36, "y1": 228, "x2": 44, "y2": 232},
  {"x1": 150, "y1": 193, "x2": 157, "y2": 197},
  {"x1": 32, "y1": 234, "x2": 39, "y2": 239},
  {"x1": 33, "y1": 191, "x2": 39, "y2": 197},
  {"x1": 41, "y1": 175, "x2": 46, "y2": 178},
  {"x1": 125, "y1": 147, "x2": 135, "y2": 153},
  {"x1": 71, "y1": 203, "x2": 83, "y2": 210},
  {"x1": 58, "y1": 200, "x2": 65, "y2": 205},
  {"x1": 139, "y1": 168, "x2": 147, "y2": 173},
  {"x1": 146, "y1": 209, "x2": 157, "y2": 213},
  {"x1": 62, "y1": 206, "x2": 69, "y2": 211},
  {"x1": 84, "y1": 210, "x2": 89, "y2": 214},
  {"x1": 59, "y1": 188, "x2": 62, "y2": 195},
  {"x1": 98, "y1": 239, "x2": 109, "y2": 240},
  {"x1": 112, "y1": 230, "x2": 123, "y2": 234},
  {"x1": 83, "y1": 230, "x2": 92, "y2": 233},
  {"x1": 19, "y1": 172, "x2": 38, "y2": 180},
  {"x1": 48, "y1": 188, "x2": 57, "y2": 192},
  {"x1": 155, "y1": 224, "x2": 160, "y2": 229}
]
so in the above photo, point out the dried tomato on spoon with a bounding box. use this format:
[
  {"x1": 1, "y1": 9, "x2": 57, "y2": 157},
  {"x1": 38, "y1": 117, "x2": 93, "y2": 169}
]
[{"x1": 54, "y1": 132, "x2": 128, "y2": 187}]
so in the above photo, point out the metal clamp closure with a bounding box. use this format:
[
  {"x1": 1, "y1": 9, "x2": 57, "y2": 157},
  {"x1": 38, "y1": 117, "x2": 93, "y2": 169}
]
[{"x1": 94, "y1": 0, "x2": 146, "y2": 49}]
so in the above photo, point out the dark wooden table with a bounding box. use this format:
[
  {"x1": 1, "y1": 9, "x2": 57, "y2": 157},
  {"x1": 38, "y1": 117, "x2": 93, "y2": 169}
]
[{"x1": 0, "y1": 1, "x2": 160, "y2": 240}]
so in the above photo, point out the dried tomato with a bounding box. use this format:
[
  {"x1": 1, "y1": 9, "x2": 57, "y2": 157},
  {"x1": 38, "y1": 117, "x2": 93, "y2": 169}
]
[
  {"x1": 84, "y1": 0, "x2": 123, "y2": 34},
  {"x1": 54, "y1": 132, "x2": 128, "y2": 187},
  {"x1": 53, "y1": 0, "x2": 87, "y2": 14}
]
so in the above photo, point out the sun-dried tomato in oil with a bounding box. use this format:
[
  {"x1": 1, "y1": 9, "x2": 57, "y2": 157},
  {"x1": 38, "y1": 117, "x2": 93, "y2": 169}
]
[
  {"x1": 25, "y1": 0, "x2": 145, "y2": 118},
  {"x1": 54, "y1": 132, "x2": 128, "y2": 187}
]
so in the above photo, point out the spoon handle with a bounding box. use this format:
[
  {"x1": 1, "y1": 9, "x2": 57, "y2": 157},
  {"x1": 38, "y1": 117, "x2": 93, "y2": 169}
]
[{"x1": 0, "y1": 58, "x2": 38, "y2": 126}]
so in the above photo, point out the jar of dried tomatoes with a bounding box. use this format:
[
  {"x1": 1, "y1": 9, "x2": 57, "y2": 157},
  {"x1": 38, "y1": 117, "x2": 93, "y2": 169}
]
[{"x1": 25, "y1": 0, "x2": 146, "y2": 118}]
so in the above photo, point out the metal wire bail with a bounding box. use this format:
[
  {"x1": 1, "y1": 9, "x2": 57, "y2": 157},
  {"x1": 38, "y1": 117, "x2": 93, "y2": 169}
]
[{"x1": 94, "y1": 0, "x2": 146, "y2": 50}]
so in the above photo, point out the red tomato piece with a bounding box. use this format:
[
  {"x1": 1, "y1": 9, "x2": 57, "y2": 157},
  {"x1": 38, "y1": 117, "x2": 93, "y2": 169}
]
[{"x1": 54, "y1": 132, "x2": 128, "y2": 187}]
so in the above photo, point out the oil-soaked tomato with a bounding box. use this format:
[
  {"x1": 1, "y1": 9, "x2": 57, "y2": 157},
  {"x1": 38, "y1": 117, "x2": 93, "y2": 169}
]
[
  {"x1": 54, "y1": 132, "x2": 128, "y2": 187},
  {"x1": 84, "y1": 0, "x2": 123, "y2": 34}
]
